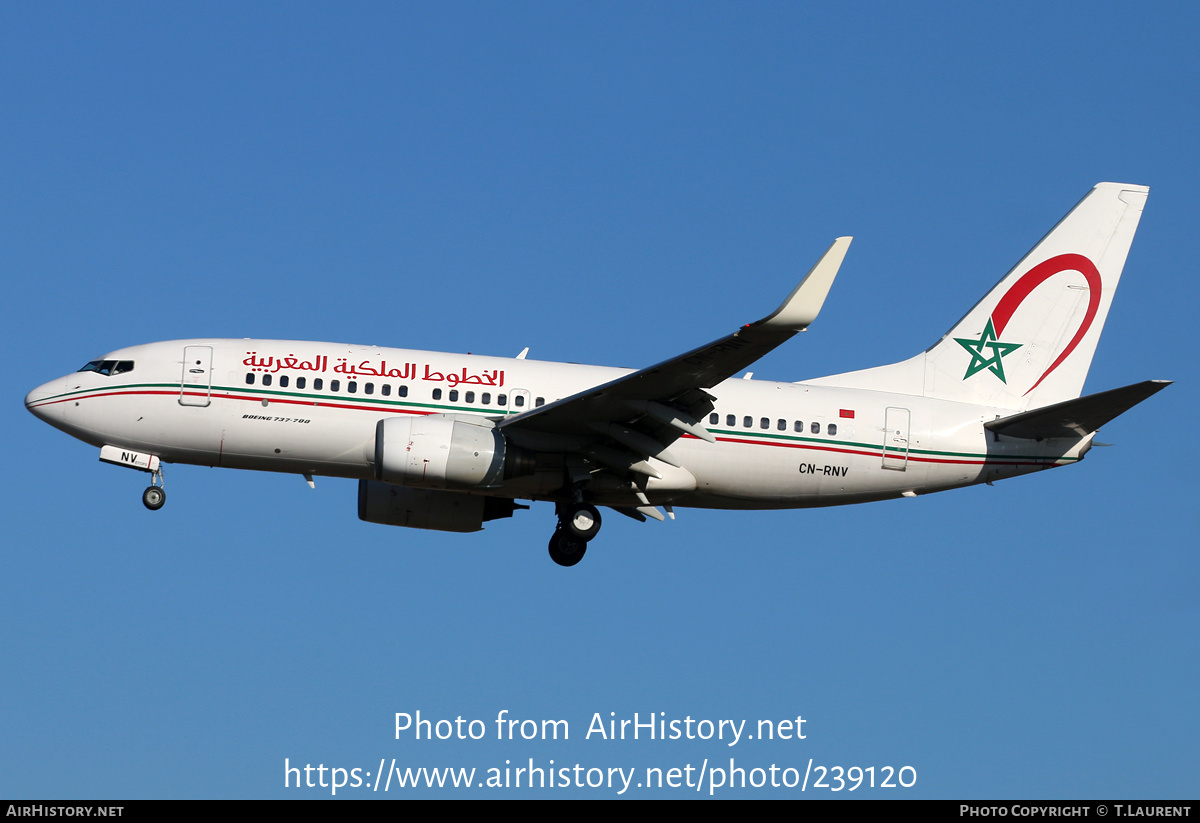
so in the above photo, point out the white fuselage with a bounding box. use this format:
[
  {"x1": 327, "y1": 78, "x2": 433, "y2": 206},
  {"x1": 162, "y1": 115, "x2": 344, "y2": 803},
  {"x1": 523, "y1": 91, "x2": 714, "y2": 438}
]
[{"x1": 25, "y1": 339, "x2": 1089, "y2": 510}]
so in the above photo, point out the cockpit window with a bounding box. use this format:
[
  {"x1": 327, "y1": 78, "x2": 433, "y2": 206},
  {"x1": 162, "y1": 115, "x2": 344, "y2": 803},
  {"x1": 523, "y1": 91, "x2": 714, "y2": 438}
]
[
  {"x1": 78, "y1": 359, "x2": 134, "y2": 376},
  {"x1": 79, "y1": 359, "x2": 113, "y2": 375}
]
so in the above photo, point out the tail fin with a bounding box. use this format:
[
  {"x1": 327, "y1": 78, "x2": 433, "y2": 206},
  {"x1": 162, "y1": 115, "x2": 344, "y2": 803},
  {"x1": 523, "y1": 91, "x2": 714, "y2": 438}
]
[{"x1": 810, "y1": 183, "x2": 1149, "y2": 411}]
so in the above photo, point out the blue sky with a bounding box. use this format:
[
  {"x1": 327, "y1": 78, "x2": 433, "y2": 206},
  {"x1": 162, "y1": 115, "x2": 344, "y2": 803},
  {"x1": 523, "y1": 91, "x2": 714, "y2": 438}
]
[{"x1": 2, "y1": 2, "x2": 1196, "y2": 798}]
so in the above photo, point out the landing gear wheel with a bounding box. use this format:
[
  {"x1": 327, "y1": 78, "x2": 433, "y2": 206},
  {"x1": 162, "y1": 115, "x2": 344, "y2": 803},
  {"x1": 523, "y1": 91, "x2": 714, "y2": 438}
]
[
  {"x1": 548, "y1": 529, "x2": 587, "y2": 567},
  {"x1": 142, "y1": 486, "x2": 166, "y2": 511},
  {"x1": 561, "y1": 503, "x2": 602, "y2": 541}
]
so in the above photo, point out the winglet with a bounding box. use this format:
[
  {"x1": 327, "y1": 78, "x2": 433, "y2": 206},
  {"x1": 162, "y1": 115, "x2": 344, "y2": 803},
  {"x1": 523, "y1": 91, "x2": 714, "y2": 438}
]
[{"x1": 754, "y1": 237, "x2": 852, "y2": 331}]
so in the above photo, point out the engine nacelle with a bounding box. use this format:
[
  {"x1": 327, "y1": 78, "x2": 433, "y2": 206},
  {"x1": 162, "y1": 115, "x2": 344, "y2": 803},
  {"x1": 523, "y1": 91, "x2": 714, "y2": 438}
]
[
  {"x1": 357, "y1": 480, "x2": 523, "y2": 533},
  {"x1": 374, "y1": 414, "x2": 532, "y2": 490}
]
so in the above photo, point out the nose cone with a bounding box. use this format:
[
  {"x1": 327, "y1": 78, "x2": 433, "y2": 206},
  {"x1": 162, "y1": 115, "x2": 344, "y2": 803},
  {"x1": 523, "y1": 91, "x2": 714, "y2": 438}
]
[{"x1": 25, "y1": 378, "x2": 67, "y2": 425}]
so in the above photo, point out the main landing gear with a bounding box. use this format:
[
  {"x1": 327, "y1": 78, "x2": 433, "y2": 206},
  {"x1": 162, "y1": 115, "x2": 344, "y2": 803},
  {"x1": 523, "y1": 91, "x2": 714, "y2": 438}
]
[
  {"x1": 142, "y1": 468, "x2": 166, "y2": 511},
  {"x1": 548, "y1": 503, "x2": 602, "y2": 567}
]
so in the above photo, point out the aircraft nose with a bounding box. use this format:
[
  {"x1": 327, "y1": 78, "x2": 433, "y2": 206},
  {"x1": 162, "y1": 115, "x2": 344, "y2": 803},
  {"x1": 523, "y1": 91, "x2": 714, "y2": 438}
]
[{"x1": 25, "y1": 378, "x2": 66, "y2": 423}]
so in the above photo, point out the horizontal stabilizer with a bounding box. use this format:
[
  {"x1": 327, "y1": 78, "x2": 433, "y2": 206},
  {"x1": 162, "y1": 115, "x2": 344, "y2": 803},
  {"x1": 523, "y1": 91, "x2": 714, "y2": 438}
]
[{"x1": 984, "y1": 380, "x2": 1171, "y2": 440}]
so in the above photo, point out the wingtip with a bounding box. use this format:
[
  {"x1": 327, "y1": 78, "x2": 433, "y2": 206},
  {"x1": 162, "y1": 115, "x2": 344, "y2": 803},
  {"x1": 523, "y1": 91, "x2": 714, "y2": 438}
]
[
  {"x1": 1095, "y1": 181, "x2": 1150, "y2": 192},
  {"x1": 756, "y1": 237, "x2": 852, "y2": 331}
]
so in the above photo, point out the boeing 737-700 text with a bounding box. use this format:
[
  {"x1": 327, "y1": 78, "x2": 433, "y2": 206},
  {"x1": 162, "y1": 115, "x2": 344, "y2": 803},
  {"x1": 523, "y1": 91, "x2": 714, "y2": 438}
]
[{"x1": 26, "y1": 183, "x2": 1169, "y2": 565}]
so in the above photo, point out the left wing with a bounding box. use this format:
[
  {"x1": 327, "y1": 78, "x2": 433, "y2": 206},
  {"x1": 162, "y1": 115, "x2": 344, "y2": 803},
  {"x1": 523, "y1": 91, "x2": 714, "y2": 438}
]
[{"x1": 498, "y1": 238, "x2": 851, "y2": 479}]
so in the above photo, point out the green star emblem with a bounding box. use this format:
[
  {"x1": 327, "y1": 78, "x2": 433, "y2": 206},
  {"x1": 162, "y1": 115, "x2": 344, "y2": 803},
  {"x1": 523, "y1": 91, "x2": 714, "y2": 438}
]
[{"x1": 954, "y1": 319, "x2": 1022, "y2": 383}]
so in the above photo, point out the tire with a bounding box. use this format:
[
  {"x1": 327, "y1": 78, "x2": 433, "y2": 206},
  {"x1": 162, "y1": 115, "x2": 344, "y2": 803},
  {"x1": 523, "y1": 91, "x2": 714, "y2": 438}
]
[
  {"x1": 561, "y1": 503, "x2": 602, "y2": 542},
  {"x1": 548, "y1": 529, "x2": 587, "y2": 567},
  {"x1": 142, "y1": 486, "x2": 166, "y2": 511}
]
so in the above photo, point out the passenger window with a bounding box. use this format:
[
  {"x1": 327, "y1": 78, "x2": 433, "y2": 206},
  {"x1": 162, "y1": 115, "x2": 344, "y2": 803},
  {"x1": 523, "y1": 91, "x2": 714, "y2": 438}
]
[
  {"x1": 449, "y1": 390, "x2": 459, "y2": 402},
  {"x1": 314, "y1": 378, "x2": 323, "y2": 391},
  {"x1": 347, "y1": 381, "x2": 357, "y2": 393},
  {"x1": 279, "y1": 375, "x2": 289, "y2": 388},
  {"x1": 432, "y1": 388, "x2": 442, "y2": 400},
  {"x1": 535, "y1": 397, "x2": 545, "y2": 407},
  {"x1": 794, "y1": 421, "x2": 803, "y2": 432},
  {"x1": 828, "y1": 423, "x2": 837, "y2": 436},
  {"x1": 727, "y1": 415, "x2": 736, "y2": 426},
  {"x1": 364, "y1": 383, "x2": 374, "y2": 395},
  {"x1": 760, "y1": 418, "x2": 769, "y2": 430},
  {"x1": 297, "y1": 377, "x2": 306, "y2": 390},
  {"x1": 381, "y1": 384, "x2": 390, "y2": 396},
  {"x1": 330, "y1": 380, "x2": 340, "y2": 392},
  {"x1": 262, "y1": 374, "x2": 272, "y2": 386},
  {"x1": 498, "y1": 394, "x2": 507, "y2": 406},
  {"x1": 398, "y1": 385, "x2": 408, "y2": 397},
  {"x1": 482, "y1": 393, "x2": 491, "y2": 404},
  {"x1": 743, "y1": 416, "x2": 752, "y2": 428},
  {"x1": 245, "y1": 373, "x2": 254, "y2": 385},
  {"x1": 710, "y1": 413, "x2": 719, "y2": 425},
  {"x1": 777, "y1": 419, "x2": 786, "y2": 431},
  {"x1": 810, "y1": 422, "x2": 820, "y2": 434},
  {"x1": 515, "y1": 395, "x2": 525, "y2": 407},
  {"x1": 465, "y1": 391, "x2": 475, "y2": 403}
]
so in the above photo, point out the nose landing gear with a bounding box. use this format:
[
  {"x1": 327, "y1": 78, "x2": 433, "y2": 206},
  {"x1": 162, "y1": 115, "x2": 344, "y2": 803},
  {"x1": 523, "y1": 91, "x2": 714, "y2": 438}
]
[
  {"x1": 142, "y1": 467, "x2": 166, "y2": 511},
  {"x1": 548, "y1": 503, "x2": 602, "y2": 566}
]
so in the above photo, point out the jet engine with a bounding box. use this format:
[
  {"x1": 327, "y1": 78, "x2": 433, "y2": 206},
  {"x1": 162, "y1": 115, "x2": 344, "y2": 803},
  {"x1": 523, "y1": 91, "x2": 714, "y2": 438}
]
[{"x1": 374, "y1": 414, "x2": 534, "y2": 490}]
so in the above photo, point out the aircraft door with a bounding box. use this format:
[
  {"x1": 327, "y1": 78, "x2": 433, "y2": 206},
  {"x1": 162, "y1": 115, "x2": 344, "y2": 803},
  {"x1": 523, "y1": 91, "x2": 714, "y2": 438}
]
[
  {"x1": 180, "y1": 345, "x2": 213, "y2": 407},
  {"x1": 882, "y1": 407, "x2": 911, "y2": 471}
]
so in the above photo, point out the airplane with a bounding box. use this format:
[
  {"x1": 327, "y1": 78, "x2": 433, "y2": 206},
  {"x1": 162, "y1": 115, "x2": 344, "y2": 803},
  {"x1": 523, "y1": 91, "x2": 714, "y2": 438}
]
[{"x1": 25, "y1": 182, "x2": 1170, "y2": 566}]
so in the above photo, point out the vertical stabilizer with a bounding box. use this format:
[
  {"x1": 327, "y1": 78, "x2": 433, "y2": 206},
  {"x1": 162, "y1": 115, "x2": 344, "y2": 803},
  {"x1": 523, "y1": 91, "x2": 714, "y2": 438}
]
[
  {"x1": 924, "y1": 182, "x2": 1147, "y2": 409},
  {"x1": 808, "y1": 183, "x2": 1149, "y2": 411}
]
